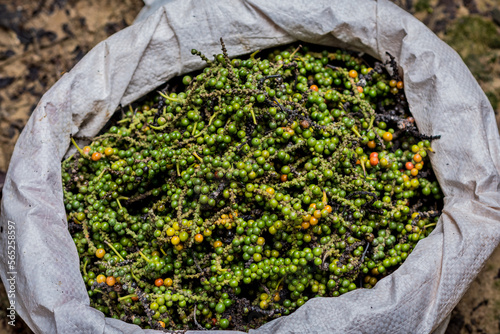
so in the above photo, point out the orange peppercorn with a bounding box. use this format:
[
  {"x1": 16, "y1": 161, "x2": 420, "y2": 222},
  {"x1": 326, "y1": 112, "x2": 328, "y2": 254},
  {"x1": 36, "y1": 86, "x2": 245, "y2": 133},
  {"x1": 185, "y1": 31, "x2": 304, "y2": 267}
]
[
  {"x1": 413, "y1": 154, "x2": 422, "y2": 163},
  {"x1": 313, "y1": 210, "x2": 322, "y2": 219},
  {"x1": 324, "y1": 205, "x2": 332, "y2": 213},
  {"x1": 357, "y1": 86, "x2": 363, "y2": 93},
  {"x1": 164, "y1": 278, "x2": 173, "y2": 287},
  {"x1": 370, "y1": 156, "x2": 379, "y2": 166},
  {"x1": 194, "y1": 233, "x2": 204, "y2": 243},
  {"x1": 396, "y1": 81, "x2": 404, "y2": 89},
  {"x1": 131, "y1": 296, "x2": 139, "y2": 301},
  {"x1": 309, "y1": 85, "x2": 319, "y2": 92},
  {"x1": 83, "y1": 146, "x2": 91, "y2": 155},
  {"x1": 389, "y1": 79, "x2": 397, "y2": 87},
  {"x1": 104, "y1": 147, "x2": 114, "y2": 156},
  {"x1": 96, "y1": 274, "x2": 106, "y2": 284},
  {"x1": 95, "y1": 248, "x2": 105, "y2": 259},
  {"x1": 155, "y1": 278, "x2": 164, "y2": 287},
  {"x1": 171, "y1": 236, "x2": 180, "y2": 245},
  {"x1": 309, "y1": 203, "x2": 317, "y2": 210},
  {"x1": 301, "y1": 222, "x2": 310, "y2": 229},
  {"x1": 410, "y1": 168, "x2": 419, "y2": 176},
  {"x1": 158, "y1": 321, "x2": 166, "y2": 328},
  {"x1": 405, "y1": 162, "x2": 414, "y2": 170},
  {"x1": 106, "y1": 276, "x2": 116, "y2": 286},
  {"x1": 213, "y1": 240, "x2": 223, "y2": 248},
  {"x1": 349, "y1": 70, "x2": 358, "y2": 78},
  {"x1": 382, "y1": 132, "x2": 393, "y2": 141},
  {"x1": 367, "y1": 140, "x2": 376, "y2": 149},
  {"x1": 91, "y1": 152, "x2": 101, "y2": 161},
  {"x1": 309, "y1": 217, "x2": 319, "y2": 226},
  {"x1": 280, "y1": 174, "x2": 288, "y2": 182}
]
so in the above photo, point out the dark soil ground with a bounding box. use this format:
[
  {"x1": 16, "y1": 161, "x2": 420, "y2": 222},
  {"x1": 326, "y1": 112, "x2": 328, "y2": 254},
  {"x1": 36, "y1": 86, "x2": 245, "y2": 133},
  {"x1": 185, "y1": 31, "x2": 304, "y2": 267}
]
[{"x1": 0, "y1": 0, "x2": 499, "y2": 333}]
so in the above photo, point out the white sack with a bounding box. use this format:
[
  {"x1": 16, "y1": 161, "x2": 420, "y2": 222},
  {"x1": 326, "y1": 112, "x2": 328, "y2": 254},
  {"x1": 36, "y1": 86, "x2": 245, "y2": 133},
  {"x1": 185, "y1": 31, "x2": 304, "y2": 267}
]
[{"x1": 1, "y1": 0, "x2": 500, "y2": 333}]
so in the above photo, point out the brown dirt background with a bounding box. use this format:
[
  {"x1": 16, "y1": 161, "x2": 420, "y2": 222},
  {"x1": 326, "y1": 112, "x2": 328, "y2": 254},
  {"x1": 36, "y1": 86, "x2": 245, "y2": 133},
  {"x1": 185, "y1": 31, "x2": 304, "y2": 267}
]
[{"x1": 0, "y1": 0, "x2": 499, "y2": 333}]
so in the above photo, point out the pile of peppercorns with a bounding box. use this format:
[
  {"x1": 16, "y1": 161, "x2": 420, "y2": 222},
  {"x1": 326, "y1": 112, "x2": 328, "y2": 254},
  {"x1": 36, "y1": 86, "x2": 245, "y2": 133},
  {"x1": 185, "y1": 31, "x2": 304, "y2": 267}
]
[{"x1": 63, "y1": 41, "x2": 442, "y2": 331}]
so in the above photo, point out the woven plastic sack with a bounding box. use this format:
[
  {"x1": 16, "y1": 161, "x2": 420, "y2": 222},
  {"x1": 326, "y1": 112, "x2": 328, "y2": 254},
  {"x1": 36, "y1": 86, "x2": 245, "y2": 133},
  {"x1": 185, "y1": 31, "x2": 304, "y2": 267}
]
[{"x1": 1, "y1": 0, "x2": 500, "y2": 333}]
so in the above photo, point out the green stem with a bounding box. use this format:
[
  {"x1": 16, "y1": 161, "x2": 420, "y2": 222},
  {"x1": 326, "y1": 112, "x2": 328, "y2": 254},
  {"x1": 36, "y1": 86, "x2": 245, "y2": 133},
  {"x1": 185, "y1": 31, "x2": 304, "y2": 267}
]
[
  {"x1": 368, "y1": 116, "x2": 375, "y2": 130},
  {"x1": 424, "y1": 223, "x2": 437, "y2": 229},
  {"x1": 150, "y1": 123, "x2": 169, "y2": 131},
  {"x1": 158, "y1": 91, "x2": 183, "y2": 103},
  {"x1": 176, "y1": 162, "x2": 180, "y2": 177},
  {"x1": 250, "y1": 107, "x2": 257, "y2": 125},
  {"x1": 71, "y1": 137, "x2": 86, "y2": 157},
  {"x1": 250, "y1": 49, "x2": 260, "y2": 59},
  {"x1": 95, "y1": 169, "x2": 107, "y2": 182},
  {"x1": 192, "y1": 152, "x2": 203, "y2": 163},
  {"x1": 63, "y1": 154, "x2": 74, "y2": 165},
  {"x1": 118, "y1": 294, "x2": 137, "y2": 301},
  {"x1": 138, "y1": 250, "x2": 152, "y2": 263},
  {"x1": 193, "y1": 129, "x2": 206, "y2": 138},
  {"x1": 131, "y1": 269, "x2": 140, "y2": 282},
  {"x1": 360, "y1": 159, "x2": 367, "y2": 177},
  {"x1": 104, "y1": 241, "x2": 125, "y2": 261},
  {"x1": 208, "y1": 112, "x2": 219, "y2": 126},
  {"x1": 351, "y1": 126, "x2": 361, "y2": 138},
  {"x1": 83, "y1": 259, "x2": 88, "y2": 277}
]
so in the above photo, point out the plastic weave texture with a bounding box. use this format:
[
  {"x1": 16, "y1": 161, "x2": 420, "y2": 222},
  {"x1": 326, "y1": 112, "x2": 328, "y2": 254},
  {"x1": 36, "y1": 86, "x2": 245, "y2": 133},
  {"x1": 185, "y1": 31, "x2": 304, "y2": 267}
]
[{"x1": 1, "y1": 0, "x2": 500, "y2": 333}]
